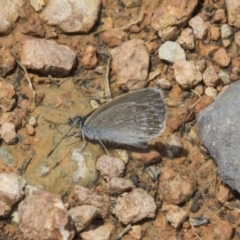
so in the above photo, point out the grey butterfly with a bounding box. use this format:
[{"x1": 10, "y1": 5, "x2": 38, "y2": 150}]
[{"x1": 68, "y1": 87, "x2": 166, "y2": 150}]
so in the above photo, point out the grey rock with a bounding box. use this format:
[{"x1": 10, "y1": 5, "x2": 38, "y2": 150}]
[
  {"x1": 71, "y1": 148, "x2": 99, "y2": 186},
  {"x1": 0, "y1": 145, "x2": 14, "y2": 166},
  {"x1": 197, "y1": 81, "x2": 240, "y2": 193},
  {"x1": 189, "y1": 215, "x2": 209, "y2": 227}
]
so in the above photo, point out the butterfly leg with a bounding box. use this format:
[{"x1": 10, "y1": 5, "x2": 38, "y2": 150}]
[
  {"x1": 98, "y1": 139, "x2": 110, "y2": 155},
  {"x1": 80, "y1": 132, "x2": 88, "y2": 152}
]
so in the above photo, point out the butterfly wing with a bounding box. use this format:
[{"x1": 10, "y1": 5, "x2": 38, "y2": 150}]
[{"x1": 84, "y1": 88, "x2": 165, "y2": 126}]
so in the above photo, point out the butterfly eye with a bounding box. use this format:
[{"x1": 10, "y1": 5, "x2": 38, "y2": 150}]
[{"x1": 127, "y1": 125, "x2": 133, "y2": 130}]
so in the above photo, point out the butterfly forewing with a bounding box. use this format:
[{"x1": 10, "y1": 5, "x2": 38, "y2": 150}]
[
  {"x1": 82, "y1": 88, "x2": 166, "y2": 147},
  {"x1": 84, "y1": 88, "x2": 165, "y2": 126}
]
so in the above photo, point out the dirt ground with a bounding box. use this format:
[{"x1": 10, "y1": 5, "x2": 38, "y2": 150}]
[{"x1": 0, "y1": 0, "x2": 240, "y2": 239}]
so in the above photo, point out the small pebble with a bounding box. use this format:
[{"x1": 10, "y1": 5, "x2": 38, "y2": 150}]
[
  {"x1": 189, "y1": 215, "x2": 209, "y2": 226},
  {"x1": 0, "y1": 122, "x2": 17, "y2": 144},
  {"x1": 218, "y1": 71, "x2": 230, "y2": 85},
  {"x1": 156, "y1": 78, "x2": 172, "y2": 90},
  {"x1": 25, "y1": 124, "x2": 35, "y2": 135},
  {"x1": 205, "y1": 87, "x2": 217, "y2": 100},
  {"x1": 221, "y1": 24, "x2": 232, "y2": 39},
  {"x1": 167, "y1": 133, "x2": 183, "y2": 158},
  {"x1": 28, "y1": 116, "x2": 37, "y2": 127}
]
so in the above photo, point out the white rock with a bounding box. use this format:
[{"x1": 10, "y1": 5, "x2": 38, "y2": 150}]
[
  {"x1": 159, "y1": 41, "x2": 186, "y2": 63},
  {"x1": 221, "y1": 24, "x2": 232, "y2": 39},
  {"x1": 28, "y1": 116, "x2": 37, "y2": 127}
]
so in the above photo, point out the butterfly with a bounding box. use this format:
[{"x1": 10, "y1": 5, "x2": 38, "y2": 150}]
[{"x1": 68, "y1": 87, "x2": 166, "y2": 152}]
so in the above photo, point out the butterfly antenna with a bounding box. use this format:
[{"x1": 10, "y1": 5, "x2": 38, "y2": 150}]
[{"x1": 47, "y1": 121, "x2": 78, "y2": 158}]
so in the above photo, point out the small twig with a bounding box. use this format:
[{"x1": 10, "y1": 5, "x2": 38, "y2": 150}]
[
  {"x1": 189, "y1": 89, "x2": 202, "y2": 109},
  {"x1": 92, "y1": 10, "x2": 144, "y2": 35},
  {"x1": 189, "y1": 219, "x2": 202, "y2": 240},
  {"x1": 11, "y1": 52, "x2": 36, "y2": 110},
  {"x1": 117, "y1": 10, "x2": 144, "y2": 30},
  {"x1": 145, "y1": 36, "x2": 158, "y2": 45},
  {"x1": 104, "y1": 58, "x2": 112, "y2": 99},
  {"x1": 115, "y1": 224, "x2": 132, "y2": 240},
  {"x1": 48, "y1": 75, "x2": 68, "y2": 86}
]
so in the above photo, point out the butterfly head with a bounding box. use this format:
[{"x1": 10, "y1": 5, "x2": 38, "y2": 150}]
[{"x1": 68, "y1": 116, "x2": 87, "y2": 128}]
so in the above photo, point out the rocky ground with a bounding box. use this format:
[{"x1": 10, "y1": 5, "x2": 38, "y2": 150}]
[{"x1": 0, "y1": 0, "x2": 240, "y2": 239}]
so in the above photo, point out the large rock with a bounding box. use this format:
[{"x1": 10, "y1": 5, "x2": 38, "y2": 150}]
[
  {"x1": 197, "y1": 81, "x2": 240, "y2": 193},
  {"x1": 20, "y1": 38, "x2": 76, "y2": 77},
  {"x1": 40, "y1": 0, "x2": 101, "y2": 33},
  {"x1": 151, "y1": 0, "x2": 198, "y2": 41},
  {"x1": 110, "y1": 39, "x2": 149, "y2": 90},
  {"x1": 0, "y1": 172, "x2": 26, "y2": 217},
  {"x1": 0, "y1": 0, "x2": 26, "y2": 34},
  {"x1": 18, "y1": 190, "x2": 74, "y2": 240}
]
